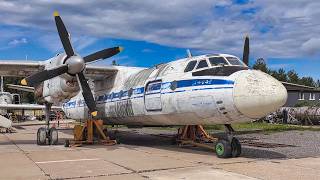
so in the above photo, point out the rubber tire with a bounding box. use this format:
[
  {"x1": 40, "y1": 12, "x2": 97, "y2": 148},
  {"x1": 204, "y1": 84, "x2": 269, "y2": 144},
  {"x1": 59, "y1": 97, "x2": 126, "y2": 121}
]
[
  {"x1": 215, "y1": 139, "x2": 232, "y2": 158},
  {"x1": 49, "y1": 127, "x2": 58, "y2": 145},
  {"x1": 64, "y1": 139, "x2": 70, "y2": 147},
  {"x1": 231, "y1": 137, "x2": 241, "y2": 157},
  {"x1": 37, "y1": 127, "x2": 47, "y2": 145}
]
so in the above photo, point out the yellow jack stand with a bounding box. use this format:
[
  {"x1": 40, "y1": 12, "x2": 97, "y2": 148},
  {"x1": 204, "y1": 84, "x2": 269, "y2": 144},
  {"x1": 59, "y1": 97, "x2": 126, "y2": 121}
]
[
  {"x1": 176, "y1": 125, "x2": 218, "y2": 151},
  {"x1": 65, "y1": 119, "x2": 117, "y2": 147}
]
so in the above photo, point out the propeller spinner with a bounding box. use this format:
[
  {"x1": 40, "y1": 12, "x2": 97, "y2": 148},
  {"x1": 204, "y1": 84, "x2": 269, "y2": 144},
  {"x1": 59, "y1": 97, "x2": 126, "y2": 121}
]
[{"x1": 21, "y1": 11, "x2": 123, "y2": 116}]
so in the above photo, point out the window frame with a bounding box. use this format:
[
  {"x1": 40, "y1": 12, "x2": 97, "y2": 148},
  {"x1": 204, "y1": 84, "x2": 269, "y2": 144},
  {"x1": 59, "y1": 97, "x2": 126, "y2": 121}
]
[
  {"x1": 195, "y1": 59, "x2": 209, "y2": 70},
  {"x1": 298, "y1": 92, "x2": 305, "y2": 100},
  {"x1": 225, "y1": 56, "x2": 245, "y2": 66},
  {"x1": 309, "y1": 92, "x2": 315, "y2": 100},
  {"x1": 208, "y1": 56, "x2": 229, "y2": 67},
  {"x1": 184, "y1": 60, "x2": 198, "y2": 72},
  {"x1": 145, "y1": 81, "x2": 162, "y2": 94}
]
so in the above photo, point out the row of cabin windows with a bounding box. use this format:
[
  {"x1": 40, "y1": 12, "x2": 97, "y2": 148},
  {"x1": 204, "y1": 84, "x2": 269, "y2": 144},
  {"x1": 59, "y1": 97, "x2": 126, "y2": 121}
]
[
  {"x1": 298, "y1": 92, "x2": 317, "y2": 100},
  {"x1": 184, "y1": 57, "x2": 238, "y2": 73}
]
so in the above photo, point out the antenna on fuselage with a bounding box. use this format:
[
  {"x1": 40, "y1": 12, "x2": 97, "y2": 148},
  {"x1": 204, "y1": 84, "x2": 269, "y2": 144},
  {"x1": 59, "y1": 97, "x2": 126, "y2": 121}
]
[{"x1": 186, "y1": 49, "x2": 192, "y2": 58}]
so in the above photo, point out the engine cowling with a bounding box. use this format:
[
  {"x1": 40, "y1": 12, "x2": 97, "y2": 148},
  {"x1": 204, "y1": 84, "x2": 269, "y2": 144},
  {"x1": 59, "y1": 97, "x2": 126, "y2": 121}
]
[{"x1": 35, "y1": 53, "x2": 80, "y2": 104}]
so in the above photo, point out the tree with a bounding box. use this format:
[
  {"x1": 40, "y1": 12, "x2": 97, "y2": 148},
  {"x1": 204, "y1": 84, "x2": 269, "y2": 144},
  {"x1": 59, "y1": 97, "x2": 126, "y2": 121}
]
[
  {"x1": 252, "y1": 58, "x2": 268, "y2": 73},
  {"x1": 271, "y1": 68, "x2": 287, "y2": 82},
  {"x1": 316, "y1": 80, "x2": 320, "y2": 88},
  {"x1": 252, "y1": 58, "x2": 318, "y2": 87},
  {"x1": 299, "y1": 77, "x2": 315, "y2": 87},
  {"x1": 287, "y1": 70, "x2": 300, "y2": 84}
]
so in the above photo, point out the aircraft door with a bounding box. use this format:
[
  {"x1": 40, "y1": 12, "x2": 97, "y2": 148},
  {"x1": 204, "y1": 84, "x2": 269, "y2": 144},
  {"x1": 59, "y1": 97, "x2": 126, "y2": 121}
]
[{"x1": 144, "y1": 80, "x2": 162, "y2": 111}]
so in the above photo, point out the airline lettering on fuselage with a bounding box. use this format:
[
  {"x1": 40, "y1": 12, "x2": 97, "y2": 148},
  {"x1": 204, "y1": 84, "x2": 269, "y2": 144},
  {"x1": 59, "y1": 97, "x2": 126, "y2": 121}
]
[{"x1": 109, "y1": 99, "x2": 134, "y2": 117}]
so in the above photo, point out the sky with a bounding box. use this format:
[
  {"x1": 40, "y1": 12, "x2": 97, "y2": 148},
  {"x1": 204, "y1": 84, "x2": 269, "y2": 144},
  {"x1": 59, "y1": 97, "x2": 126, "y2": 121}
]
[{"x1": 0, "y1": 0, "x2": 319, "y2": 78}]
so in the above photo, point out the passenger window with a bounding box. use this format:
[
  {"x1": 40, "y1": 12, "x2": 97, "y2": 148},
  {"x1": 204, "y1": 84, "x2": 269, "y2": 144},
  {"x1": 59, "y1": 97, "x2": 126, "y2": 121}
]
[
  {"x1": 147, "y1": 82, "x2": 161, "y2": 92},
  {"x1": 146, "y1": 81, "x2": 162, "y2": 95},
  {"x1": 184, "y1": 61, "x2": 197, "y2": 72},
  {"x1": 196, "y1": 60, "x2": 209, "y2": 69},
  {"x1": 209, "y1": 57, "x2": 228, "y2": 66}
]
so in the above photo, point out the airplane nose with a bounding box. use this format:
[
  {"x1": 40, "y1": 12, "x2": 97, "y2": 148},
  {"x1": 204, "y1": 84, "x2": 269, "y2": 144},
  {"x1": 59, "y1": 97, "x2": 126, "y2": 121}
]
[{"x1": 233, "y1": 70, "x2": 287, "y2": 119}]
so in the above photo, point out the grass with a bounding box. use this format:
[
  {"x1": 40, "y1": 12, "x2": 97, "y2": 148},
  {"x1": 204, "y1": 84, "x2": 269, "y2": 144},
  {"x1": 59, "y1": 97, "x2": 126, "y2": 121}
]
[
  {"x1": 107, "y1": 122, "x2": 320, "y2": 134},
  {"x1": 204, "y1": 122, "x2": 320, "y2": 133}
]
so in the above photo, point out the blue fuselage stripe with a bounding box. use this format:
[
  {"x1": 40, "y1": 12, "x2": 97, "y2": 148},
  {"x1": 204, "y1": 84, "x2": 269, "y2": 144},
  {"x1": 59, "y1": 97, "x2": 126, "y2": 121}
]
[{"x1": 63, "y1": 78, "x2": 234, "y2": 109}]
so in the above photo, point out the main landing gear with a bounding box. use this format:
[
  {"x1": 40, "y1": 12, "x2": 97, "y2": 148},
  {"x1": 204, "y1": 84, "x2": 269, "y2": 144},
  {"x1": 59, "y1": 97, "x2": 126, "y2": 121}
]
[
  {"x1": 36, "y1": 103, "x2": 59, "y2": 145},
  {"x1": 176, "y1": 124, "x2": 241, "y2": 158}
]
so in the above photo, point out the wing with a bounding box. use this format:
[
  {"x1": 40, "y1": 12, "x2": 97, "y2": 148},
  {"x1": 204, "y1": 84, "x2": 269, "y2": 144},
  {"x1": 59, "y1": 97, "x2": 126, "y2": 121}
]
[
  {"x1": 0, "y1": 60, "x2": 118, "y2": 79},
  {"x1": 7, "y1": 84, "x2": 35, "y2": 92},
  {"x1": 0, "y1": 60, "x2": 44, "y2": 77},
  {"x1": 0, "y1": 104, "x2": 61, "y2": 110},
  {"x1": 85, "y1": 65, "x2": 118, "y2": 80}
]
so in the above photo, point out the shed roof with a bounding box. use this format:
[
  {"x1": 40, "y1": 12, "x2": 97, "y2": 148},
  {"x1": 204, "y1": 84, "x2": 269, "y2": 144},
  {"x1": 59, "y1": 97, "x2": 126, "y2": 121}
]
[{"x1": 281, "y1": 81, "x2": 320, "y2": 92}]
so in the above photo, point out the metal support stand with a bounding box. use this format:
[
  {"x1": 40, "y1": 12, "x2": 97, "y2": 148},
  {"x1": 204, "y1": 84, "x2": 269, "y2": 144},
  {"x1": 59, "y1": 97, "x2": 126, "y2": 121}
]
[
  {"x1": 175, "y1": 125, "x2": 242, "y2": 158},
  {"x1": 65, "y1": 119, "x2": 117, "y2": 147},
  {"x1": 176, "y1": 125, "x2": 217, "y2": 151}
]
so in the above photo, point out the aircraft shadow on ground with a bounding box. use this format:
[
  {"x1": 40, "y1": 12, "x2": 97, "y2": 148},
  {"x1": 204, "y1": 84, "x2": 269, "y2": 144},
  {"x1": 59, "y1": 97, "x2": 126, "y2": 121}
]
[
  {"x1": 2, "y1": 129, "x2": 289, "y2": 159},
  {"x1": 107, "y1": 130, "x2": 288, "y2": 159}
]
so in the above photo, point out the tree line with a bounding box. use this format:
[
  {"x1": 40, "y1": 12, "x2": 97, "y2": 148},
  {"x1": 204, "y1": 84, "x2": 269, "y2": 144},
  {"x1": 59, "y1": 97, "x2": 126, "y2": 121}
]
[{"x1": 253, "y1": 58, "x2": 319, "y2": 87}]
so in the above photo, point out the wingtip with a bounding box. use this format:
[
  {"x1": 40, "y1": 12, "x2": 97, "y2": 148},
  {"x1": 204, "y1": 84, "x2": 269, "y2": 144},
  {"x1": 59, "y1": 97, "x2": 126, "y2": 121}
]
[
  {"x1": 91, "y1": 111, "x2": 98, "y2": 117},
  {"x1": 53, "y1": 11, "x2": 59, "y2": 17},
  {"x1": 21, "y1": 78, "x2": 27, "y2": 86}
]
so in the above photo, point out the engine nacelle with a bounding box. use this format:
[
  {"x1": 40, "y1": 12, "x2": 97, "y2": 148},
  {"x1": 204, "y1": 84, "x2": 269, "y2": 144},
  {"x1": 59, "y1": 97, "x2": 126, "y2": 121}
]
[
  {"x1": 43, "y1": 76, "x2": 80, "y2": 104},
  {"x1": 36, "y1": 53, "x2": 80, "y2": 104}
]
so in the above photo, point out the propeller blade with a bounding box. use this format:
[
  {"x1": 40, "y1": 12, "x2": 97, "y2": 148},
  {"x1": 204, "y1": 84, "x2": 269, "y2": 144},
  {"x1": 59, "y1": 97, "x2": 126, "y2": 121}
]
[
  {"x1": 76, "y1": 72, "x2": 97, "y2": 116},
  {"x1": 21, "y1": 65, "x2": 68, "y2": 87},
  {"x1": 242, "y1": 35, "x2": 250, "y2": 66},
  {"x1": 54, "y1": 11, "x2": 74, "y2": 57},
  {"x1": 83, "y1": 46, "x2": 123, "y2": 63}
]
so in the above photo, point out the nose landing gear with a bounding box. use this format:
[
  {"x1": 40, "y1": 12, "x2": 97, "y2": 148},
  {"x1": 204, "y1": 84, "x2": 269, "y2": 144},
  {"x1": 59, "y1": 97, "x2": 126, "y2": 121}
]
[{"x1": 176, "y1": 124, "x2": 241, "y2": 158}]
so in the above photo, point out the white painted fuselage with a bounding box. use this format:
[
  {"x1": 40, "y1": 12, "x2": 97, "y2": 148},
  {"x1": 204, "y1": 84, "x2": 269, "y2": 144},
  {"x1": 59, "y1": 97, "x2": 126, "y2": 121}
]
[{"x1": 63, "y1": 54, "x2": 287, "y2": 125}]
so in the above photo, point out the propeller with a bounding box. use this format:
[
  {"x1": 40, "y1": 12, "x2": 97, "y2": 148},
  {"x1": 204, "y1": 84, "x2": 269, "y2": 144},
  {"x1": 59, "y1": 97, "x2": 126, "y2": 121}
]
[
  {"x1": 21, "y1": 11, "x2": 123, "y2": 116},
  {"x1": 242, "y1": 35, "x2": 250, "y2": 66}
]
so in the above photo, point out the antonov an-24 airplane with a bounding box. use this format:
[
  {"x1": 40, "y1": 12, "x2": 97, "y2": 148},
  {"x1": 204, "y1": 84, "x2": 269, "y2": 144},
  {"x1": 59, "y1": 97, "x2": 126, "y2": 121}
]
[{"x1": 0, "y1": 12, "x2": 287, "y2": 158}]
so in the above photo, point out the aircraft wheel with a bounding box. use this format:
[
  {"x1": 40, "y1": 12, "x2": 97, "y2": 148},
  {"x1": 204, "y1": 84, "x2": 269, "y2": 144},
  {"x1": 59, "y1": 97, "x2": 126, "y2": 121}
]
[
  {"x1": 215, "y1": 139, "x2": 232, "y2": 158},
  {"x1": 49, "y1": 127, "x2": 58, "y2": 145},
  {"x1": 37, "y1": 127, "x2": 47, "y2": 145},
  {"x1": 64, "y1": 139, "x2": 70, "y2": 147},
  {"x1": 231, "y1": 137, "x2": 241, "y2": 157}
]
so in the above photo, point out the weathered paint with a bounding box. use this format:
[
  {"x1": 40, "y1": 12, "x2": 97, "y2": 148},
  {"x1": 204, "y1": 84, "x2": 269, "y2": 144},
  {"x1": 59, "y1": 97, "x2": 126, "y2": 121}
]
[{"x1": 62, "y1": 54, "x2": 288, "y2": 126}]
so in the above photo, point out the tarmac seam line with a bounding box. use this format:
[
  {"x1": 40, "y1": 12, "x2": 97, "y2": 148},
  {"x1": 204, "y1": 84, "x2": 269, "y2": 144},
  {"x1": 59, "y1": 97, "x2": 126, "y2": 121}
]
[
  {"x1": 4, "y1": 134, "x2": 53, "y2": 180},
  {"x1": 35, "y1": 158, "x2": 100, "y2": 164}
]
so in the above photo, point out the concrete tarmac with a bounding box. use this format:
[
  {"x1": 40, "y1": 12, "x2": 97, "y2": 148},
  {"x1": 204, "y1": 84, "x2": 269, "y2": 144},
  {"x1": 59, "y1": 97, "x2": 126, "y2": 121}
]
[{"x1": 0, "y1": 123, "x2": 319, "y2": 180}]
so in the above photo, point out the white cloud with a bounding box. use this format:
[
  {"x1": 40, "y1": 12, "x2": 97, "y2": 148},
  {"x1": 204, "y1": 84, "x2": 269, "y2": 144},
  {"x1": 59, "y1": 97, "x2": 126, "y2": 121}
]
[
  {"x1": 301, "y1": 38, "x2": 320, "y2": 55},
  {"x1": 0, "y1": 0, "x2": 318, "y2": 59},
  {"x1": 8, "y1": 38, "x2": 27, "y2": 46}
]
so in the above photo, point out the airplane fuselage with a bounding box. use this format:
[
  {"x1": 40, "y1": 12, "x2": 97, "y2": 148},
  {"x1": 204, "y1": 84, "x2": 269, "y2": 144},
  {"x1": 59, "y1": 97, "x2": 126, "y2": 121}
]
[{"x1": 62, "y1": 54, "x2": 288, "y2": 125}]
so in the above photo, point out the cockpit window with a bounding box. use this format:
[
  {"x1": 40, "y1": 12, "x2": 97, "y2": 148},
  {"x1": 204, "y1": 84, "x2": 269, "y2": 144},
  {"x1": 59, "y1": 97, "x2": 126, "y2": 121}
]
[
  {"x1": 209, "y1": 57, "x2": 228, "y2": 66},
  {"x1": 184, "y1": 60, "x2": 197, "y2": 72},
  {"x1": 226, "y1": 57, "x2": 243, "y2": 66},
  {"x1": 196, "y1": 60, "x2": 209, "y2": 69}
]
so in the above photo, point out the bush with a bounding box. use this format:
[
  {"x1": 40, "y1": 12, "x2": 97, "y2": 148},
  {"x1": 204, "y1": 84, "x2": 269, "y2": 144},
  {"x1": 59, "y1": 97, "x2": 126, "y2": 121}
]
[{"x1": 294, "y1": 100, "x2": 320, "y2": 107}]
